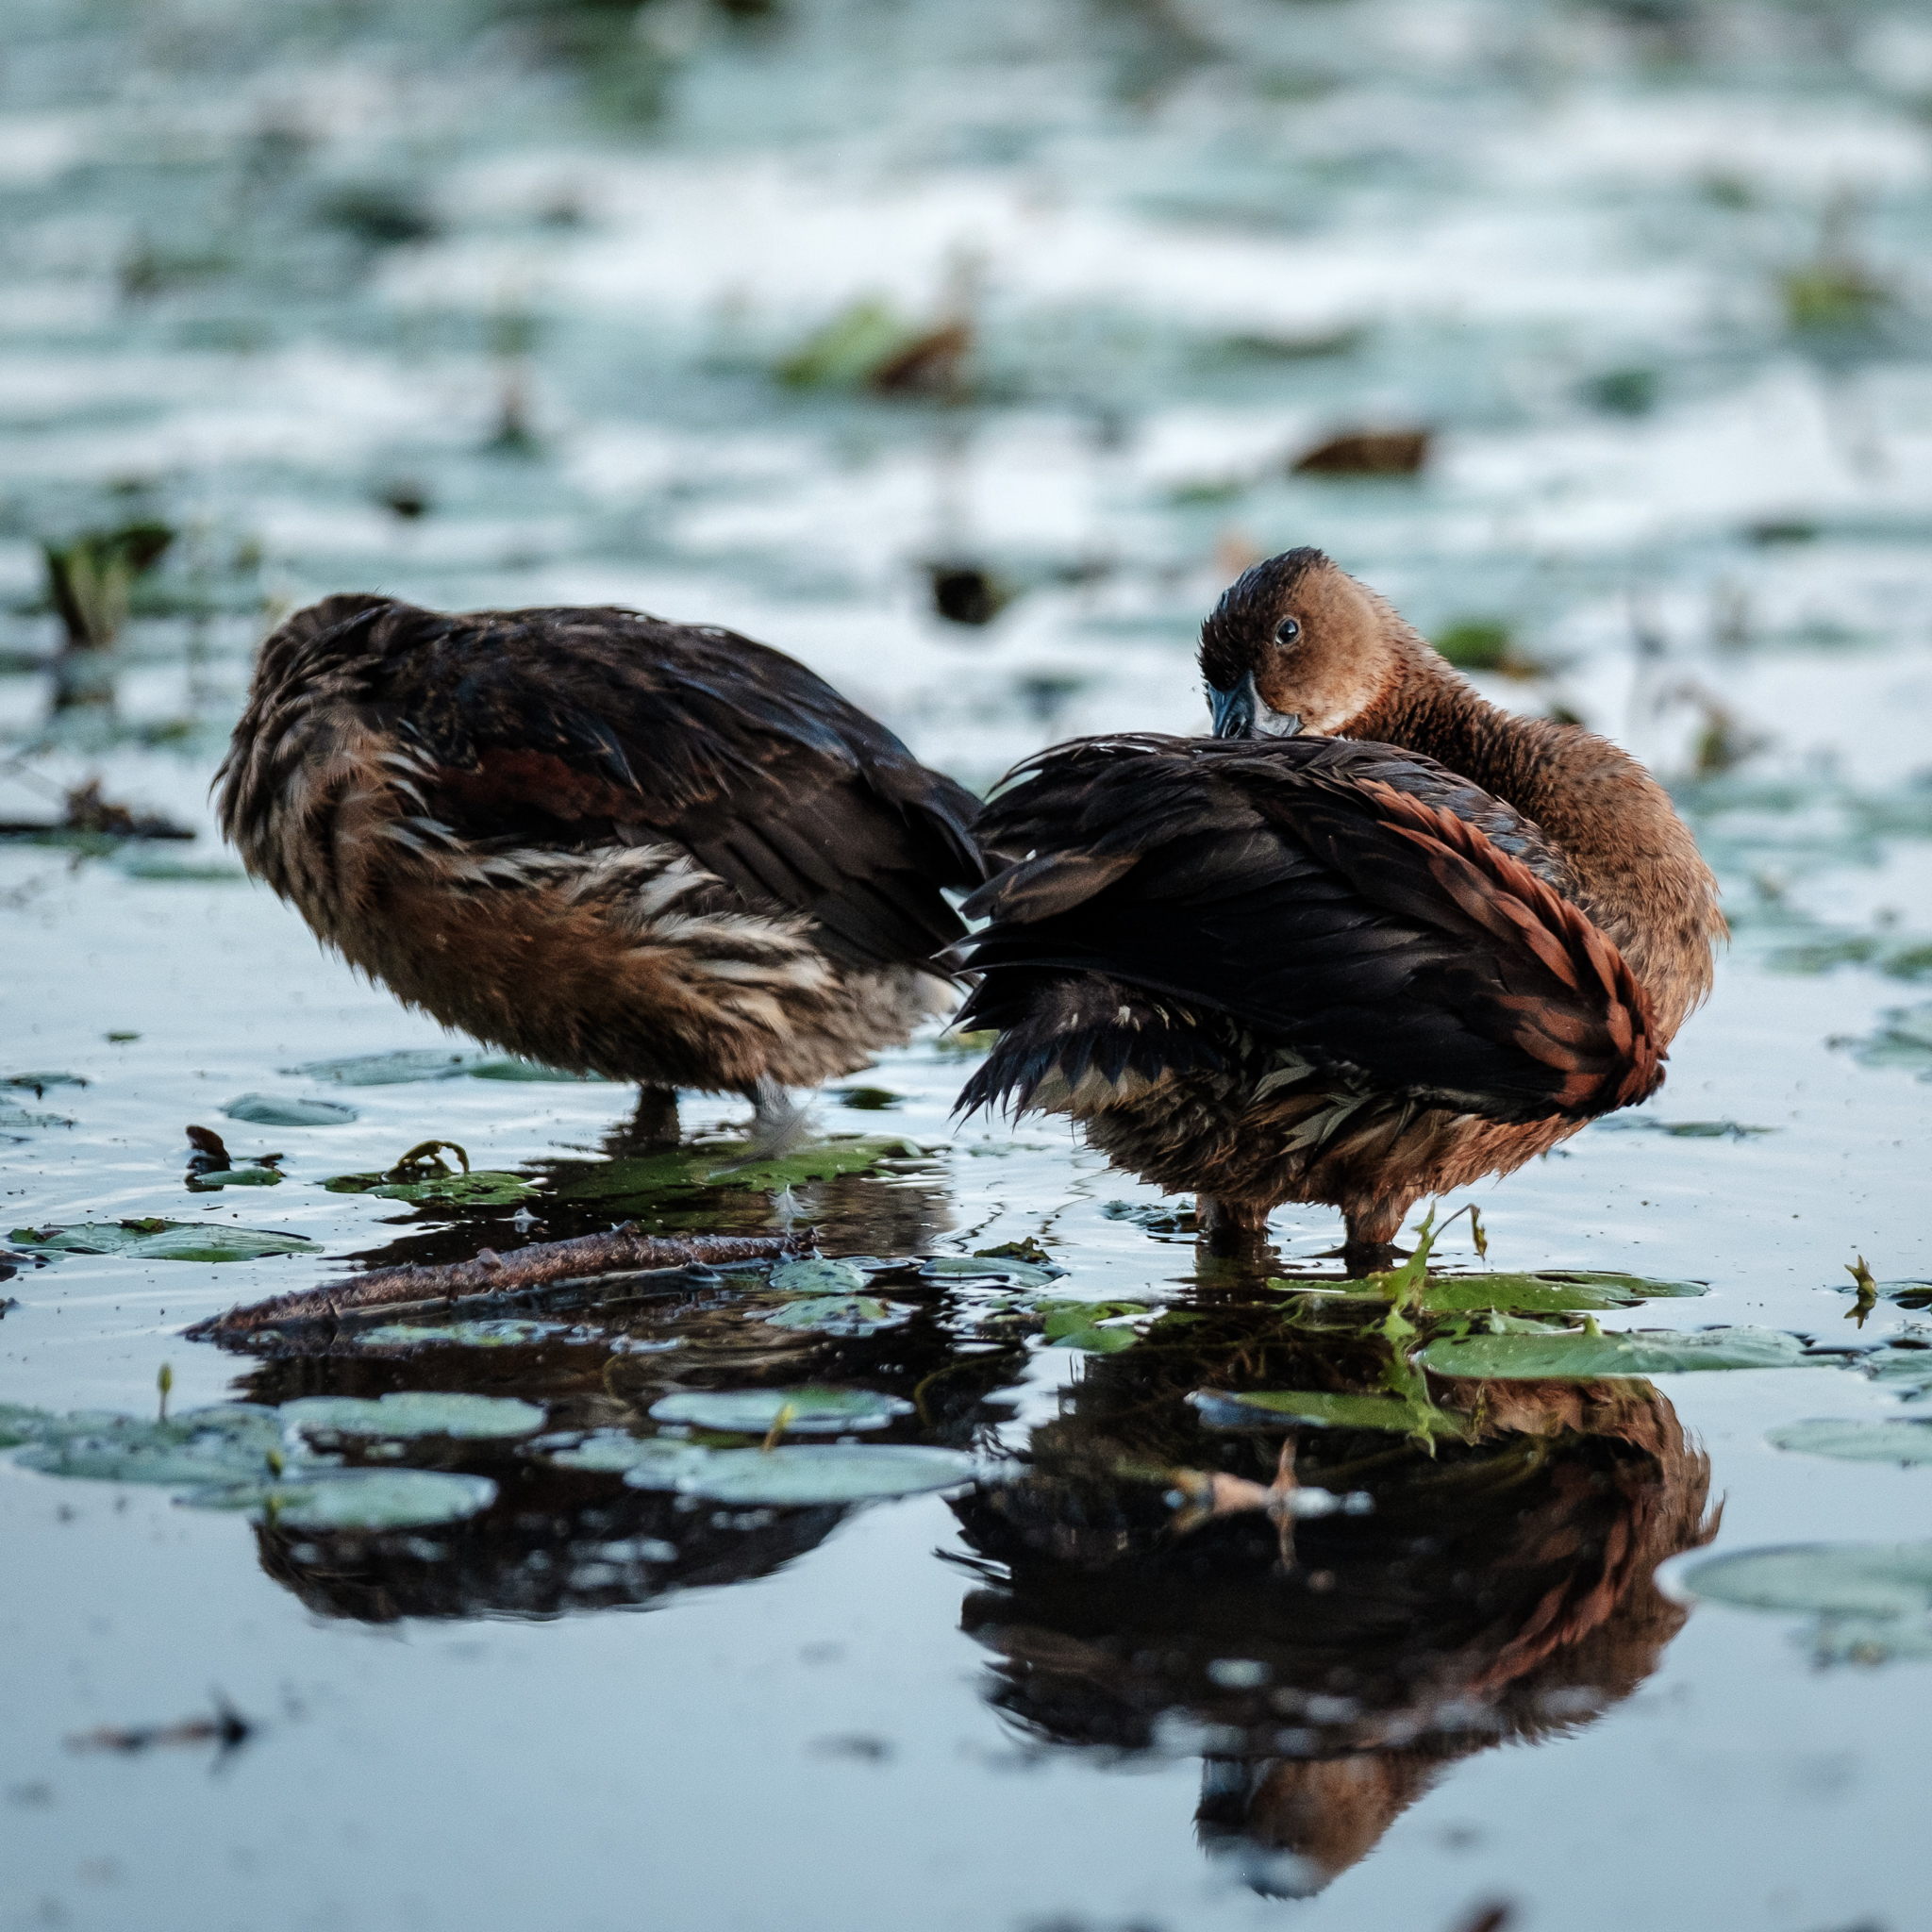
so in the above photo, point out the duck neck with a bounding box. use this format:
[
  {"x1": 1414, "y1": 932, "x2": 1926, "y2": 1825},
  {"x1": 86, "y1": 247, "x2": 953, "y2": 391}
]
[{"x1": 1348, "y1": 636, "x2": 1723, "y2": 1037}]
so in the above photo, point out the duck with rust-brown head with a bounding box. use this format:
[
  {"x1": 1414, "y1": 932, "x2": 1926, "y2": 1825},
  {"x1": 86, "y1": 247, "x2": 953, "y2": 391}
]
[
  {"x1": 952, "y1": 548, "x2": 1726, "y2": 1269},
  {"x1": 218, "y1": 595, "x2": 989, "y2": 1141}
]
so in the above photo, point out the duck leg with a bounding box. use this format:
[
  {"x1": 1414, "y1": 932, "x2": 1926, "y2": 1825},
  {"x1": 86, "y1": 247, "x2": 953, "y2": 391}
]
[
  {"x1": 1341, "y1": 1195, "x2": 1412, "y2": 1278},
  {"x1": 743, "y1": 1074, "x2": 812, "y2": 1160},
  {"x1": 1196, "y1": 1193, "x2": 1271, "y2": 1256},
  {"x1": 621, "y1": 1084, "x2": 681, "y2": 1152}
]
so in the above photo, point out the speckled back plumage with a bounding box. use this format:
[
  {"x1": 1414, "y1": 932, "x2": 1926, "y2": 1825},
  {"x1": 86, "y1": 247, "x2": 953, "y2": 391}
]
[{"x1": 218, "y1": 595, "x2": 990, "y2": 1091}]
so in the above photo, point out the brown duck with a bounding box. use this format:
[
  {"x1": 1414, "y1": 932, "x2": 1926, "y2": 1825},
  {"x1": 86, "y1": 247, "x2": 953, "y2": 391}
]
[
  {"x1": 953, "y1": 548, "x2": 1725, "y2": 1268},
  {"x1": 218, "y1": 595, "x2": 987, "y2": 1140}
]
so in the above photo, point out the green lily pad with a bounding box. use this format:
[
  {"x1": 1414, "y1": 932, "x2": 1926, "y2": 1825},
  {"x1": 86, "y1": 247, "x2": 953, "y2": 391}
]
[
  {"x1": 280, "y1": 1392, "x2": 545, "y2": 1441},
  {"x1": 187, "y1": 1166, "x2": 284, "y2": 1189},
  {"x1": 1681, "y1": 1542, "x2": 1932, "y2": 1624},
  {"x1": 1839, "y1": 1280, "x2": 1932, "y2": 1311},
  {"x1": 223, "y1": 1093, "x2": 359, "y2": 1126},
  {"x1": 1190, "y1": 1389, "x2": 1473, "y2": 1441},
  {"x1": 832, "y1": 1086, "x2": 901, "y2": 1110},
  {"x1": 545, "y1": 1432, "x2": 712, "y2": 1477},
  {"x1": 1287, "y1": 1269, "x2": 1707, "y2": 1314},
  {"x1": 760, "y1": 1294, "x2": 911, "y2": 1336},
  {"x1": 1592, "y1": 1118, "x2": 1776, "y2": 1140},
  {"x1": 9, "y1": 1220, "x2": 319, "y2": 1262},
  {"x1": 1768, "y1": 1418, "x2": 1932, "y2": 1464},
  {"x1": 356, "y1": 1319, "x2": 569, "y2": 1349},
  {"x1": 1839, "y1": 1003, "x2": 1932, "y2": 1079},
  {"x1": 5, "y1": 1073, "x2": 87, "y2": 1093},
  {"x1": 10, "y1": 1405, "x2": 287, "y2": 1485},
  {"x1": 1418, "y1": 1324, "x2": 1829, "y2": 1379},
  {"x1": 623, "y1": 1443, "x2": 977, "y2": 1505},
  {"x1": 770, "y1": 1257, "x2": 871, "y2": 1295},
  {"x1": 325, "y1": 1170, "x2": 539, "y2": 1206},
  {"x1": 1038, "y1": 1299, "x2": 1155, "y2": 1352},
  {"x1": 922, "y1": 1254, "x2": 1064, "y2": 1289},
  {"x1": 186, "y1": 1468, "x2": 498, "y2": 1529},
  {"x1": 289, "y1": 1049, "x2": 609, "y2": 1087},
  {"x1": 555, "y1": 1137, "x2": 914, "y2": 1204},
  {"x1": 648, "y1": 1387, "x2": 913, "y2": 1435},
  {"x1": 1866, "y1": 1344, "x2": 1932, "y2": 1397}
]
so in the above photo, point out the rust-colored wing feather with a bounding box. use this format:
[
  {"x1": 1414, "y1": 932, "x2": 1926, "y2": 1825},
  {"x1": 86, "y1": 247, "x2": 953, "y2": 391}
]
[{"x1": 954, "y1": 734, "x2": 1661, "y2": 1122}]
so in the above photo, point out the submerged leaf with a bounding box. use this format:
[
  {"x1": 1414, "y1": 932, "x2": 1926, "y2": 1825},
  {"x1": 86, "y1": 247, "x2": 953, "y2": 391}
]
[
  {"x1": 624, "y1": 1443, "x2": 977, "y2": 1505},
  {"x1": 1418, "y1": 1324, "x2": 1828, "y2": 1379},
  {"x1": 1039, "y1": 1300, "x2": 1155, "y2": 1351},
  {"x1": 222, "y1": 1094, "x2": 358, "y2": 1126},
  {"x1": 325, "y1": 1170, "x2": 539, "y2": 1206},
  {"x1": 648, "y1": 1387, "x2": 913, "y2": 1434},
  {"x1": 280, "y1": 1392, "x2": 545, "y2": 1441},
  {"x1": 556, "y1": 1137, "x2": 913, "y2": 1203},
  {"x1": 1768, "y1": 1419, "x2": 1932, "y2": 1464},
  {"x1": 187, "y1": 1468, "x2": 498, "y2": 1529},
  {"x1": 921, "y1": 1253, "x2": 1063, "y2": 1289},
  {"x1": 760, "y1": 1294, "x2": 911, "y2": 1336},
  {"x1": 769, "y1": 1257, "x2": 871, "y2": 1295}
]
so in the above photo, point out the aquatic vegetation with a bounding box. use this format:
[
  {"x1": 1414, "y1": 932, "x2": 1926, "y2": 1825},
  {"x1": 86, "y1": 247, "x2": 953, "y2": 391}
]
[
  {"x1": 623, "y1": 1443, "x2": 976, "y2": 1505},
  {"x1": 279, "y1": 1393, "x2": 547, "y2": 1441},
  {"x1": 9, "y1": 1219, "x2": 319, "y2": 1261},
  {"x1": 325, "y1": 1140, "x2": 540, "y2": 1207},
  {"x1": 1680, "y1": 1543, "x2": 1932, "y2": 1664},
  {"x1": 647, "y1": 1387, "x2": 913, "y2": 1433},
  {"x1": 1768, "y1": 1419, "x2": 1932, "y2": 1465},
  {"x1": 222, "y1": 1094, "x2": 359, "y2": 1126}
]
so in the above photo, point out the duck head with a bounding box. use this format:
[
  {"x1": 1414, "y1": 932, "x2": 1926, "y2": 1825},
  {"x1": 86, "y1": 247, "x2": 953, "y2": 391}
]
[{"x1": 1198, "y1": 547, "x2": 1400, "y2": 740}]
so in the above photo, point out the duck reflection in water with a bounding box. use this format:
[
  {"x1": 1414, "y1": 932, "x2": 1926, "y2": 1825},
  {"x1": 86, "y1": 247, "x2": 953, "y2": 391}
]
[{"x1": 951, "y1": 1346, "x2": 1717, "y2": 1899}]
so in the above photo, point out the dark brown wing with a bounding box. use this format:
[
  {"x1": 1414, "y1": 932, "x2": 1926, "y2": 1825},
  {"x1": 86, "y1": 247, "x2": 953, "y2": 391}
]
[
  {"x1": 954, "y1": 733, "x2": 1660, "y2": 1122},
  {"x1": 285, "y1": 598, "x2": 988, "y2": 970}
]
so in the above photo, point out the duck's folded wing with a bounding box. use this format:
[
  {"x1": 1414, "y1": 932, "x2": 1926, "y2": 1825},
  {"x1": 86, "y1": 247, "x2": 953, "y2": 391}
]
[
  {"x1": 953, "y1": 736, "x2": 1660, "y2": 1123},
  {"x1": 363, "y1": 601, "x2": 987, "y2": 969}
]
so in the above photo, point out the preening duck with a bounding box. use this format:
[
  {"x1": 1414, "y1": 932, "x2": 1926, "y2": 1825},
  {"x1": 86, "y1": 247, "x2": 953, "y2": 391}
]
[
  {"x1": 218, "y1": 595, "x2": 988, "y2": 1139},
  {"x1": 952, "y1": 548, "x2": 1726, "y2": 1268}
]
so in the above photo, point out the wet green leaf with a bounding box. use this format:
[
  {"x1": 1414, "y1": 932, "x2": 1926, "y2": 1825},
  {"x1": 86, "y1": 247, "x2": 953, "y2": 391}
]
[
  {"x1": 4, "y1": 1072, "x2": 86, "y2": 1092},
  {"x1": 624, "y1": 1442, "x2": 977, "y2": 1504},
  {"x1": 9, "y1": 1220, "x2": 318, "y2": 1262},
  {"x1": 760, "y1": 1295, "x2": 911, "y2": 1336},
  {"x1": 280, "y1": 1392, "x2": 546, "y2": 1440},
  {"x1": 1769, "y1": 1419, "x2": 1932, "y2": 1464},
  {"x1": 1039, "y1": 1300, "x2": 1155, "y2": 1351},
  {"x1": 1865, "y1": 1344, "x2": 1932, "y2": 1397},
  {"x1": 325, "y1": 1169, "x2": 538, "y2": 1205},
  {"x1": 222, "y1": 1093, "x2": 359, "y2": 1126},
  {"x1": 1681, "y1": 1542, "x2": 1932, "y2": 1624},
  {"x1": 1838, "y1": 1002, "x2": 1932, "y2": 1080},
  {"x1": 922, "y1": 1253, "x2": 1064, "y2": 1289},
  {"x1": 187, "y1": 1468, "x2": 498, "y2": 1529},
  {"x1": 831, "y1": 1086, "x2": 901, "y2": 1110},
  {"x1": 186, "y1": 1166, "x2": 284, "y2": 1189},
  {"x1": 1592, "y1": 1117, "x2": 1776, "y2": 1140},
  {"x1": 770, "y1": 1257, "x2": 871, "y2": 1294},
  {"x1": 648, "y1": 1387, "x2": 913, "y2": 1434},
  {"x1": 1282, "y1": 1269, "x2": 1707, "y2": 1314},
  {"x1": 1189, "y1": 1389, "x2": 1474, "y2": 1441},
  {"x1": 355, "y1": 1319, "x2": 570, "y2": 1349},
  {"x1": 1418, "y1": 1324, "x2": 1829, "y2": 1379},
  {"x1": 556, "y1": 1137, "x2": 913, "y2": 1204},
  {"x1": 10, "y1": 1405, "x2": 286, "y2": 1484},
  {"x1": 545, "y1": 1432, "x2": 711, "y2": 1477}
]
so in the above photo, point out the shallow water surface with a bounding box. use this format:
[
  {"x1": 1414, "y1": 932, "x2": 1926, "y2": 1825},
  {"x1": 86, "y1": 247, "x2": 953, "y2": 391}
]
[{"x1": 4, "y1": 3, "x2": 1932, "y2": 1928}]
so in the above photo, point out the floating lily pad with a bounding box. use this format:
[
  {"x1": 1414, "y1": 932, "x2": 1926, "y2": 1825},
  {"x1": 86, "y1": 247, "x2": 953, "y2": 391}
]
[
  {"x1": 1865, "y1": 1344, "x2": 1932, "y2": 1397},
  {"x1": 186, "y1": 1166, "x2": 284, "y2": 1189},
  {"x1": 187, "y1": 1468, "x2": 498, "y2": 1529},
  {"x1": 648, "y1": 1386, "x2": 913, "y2": 1435},
  {"x1": 1039, "y1": 1299, "x2": 1155, "y2": 1352},
  {"x1": 1837, "y1": 1279, "x2": 1932, "y2": 1312},
  {"x1": 1418, "y1": 1324, "x2": 1829, "y2": 1379},
  {"x1": 1592, "y1": 1117, "x2": 1776, "y2": 1141},
  {"x1": 556, "y1": 1137, "x2": 914, "y2": 1204},
  {"x1": 4, "y1": 1072, "x2": 86, "y2": 1093},
  {"x1": 760, "y1": 1294, "x2": 911, "y2": 1336},
  {"x1": 8, "y1": 1220, "x2": 319, "y2": 1262},
  {"x1": 921, "y1": 1253, "x2": 1064, "y2": 1290},
  {"x1": 325, "y1": 1169, "x2": 538, "y2": 1206},
  {"x1": 1768, "y1": 1419, "x2": 1932, "y2": 1464},
  {"x1": 10, "y1": 1405, "x2": 287, "y2": 1485},
  {"x1": 546, "y1": 1431, "x2": 711, "y2": 1477},
  {"x1": 832, "y1": 1086, "x2": 901, "y2": 1110},
  {"x1": 624, "y1": 1443, "x2": 977, "y2": 1505},
  {"x1": 290, "y1": 1048, "x2": 609, "y2": 1086},
  {"x1": 1680, "y1": 1542, "x2": 1932, "y2": 1635},
  {"x1": 280, "y1": 1392, "x2": 545, "y2": 1441},
  {"x1": 1100, "y1": 1200, "x2": 1198, "y2": 1234},
  {"x1": 1190, "y1": 1389, "x2": 1473, "y2": 1441},
  {"x1": 1290, "y1": 1269, "x2": 1707, "y2": 1315},
  {"x1": 356, "y1": 1319, "x2": 571, "y2": 1349},
  {"x1": 770, "y1": 1257, "x2": 871, "y2": 1294},
  {"x1": 223, "y1": 1093, "x2": 358, "y2": 1126}
]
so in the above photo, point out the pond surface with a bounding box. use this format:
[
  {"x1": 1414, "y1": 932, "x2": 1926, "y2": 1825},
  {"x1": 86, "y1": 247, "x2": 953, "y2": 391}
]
[{"x1": 3, "y1": 2, "x2": 1931, "y2": 1928}]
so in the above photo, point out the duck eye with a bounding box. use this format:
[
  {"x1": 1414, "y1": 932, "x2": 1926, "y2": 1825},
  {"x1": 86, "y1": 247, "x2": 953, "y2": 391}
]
[{"x1": 1274, "y1": 617, "x2": 1301, "y2": 645}]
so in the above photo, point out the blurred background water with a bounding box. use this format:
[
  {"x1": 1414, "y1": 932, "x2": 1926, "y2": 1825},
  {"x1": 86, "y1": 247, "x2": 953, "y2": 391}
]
[{"x1": 3, "y1": 4, "x2": 1932, "y2": 1929}]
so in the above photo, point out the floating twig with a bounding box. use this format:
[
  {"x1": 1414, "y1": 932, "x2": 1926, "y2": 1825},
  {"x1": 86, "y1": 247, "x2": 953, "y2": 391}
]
[{"x1": 183, "y1": 1225, "x2": 808, "y2": 1342}]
